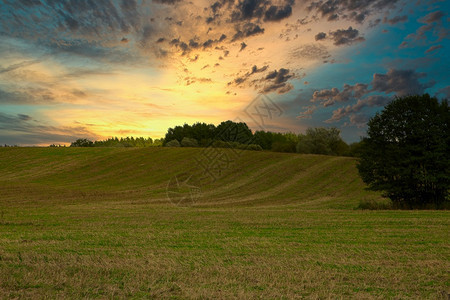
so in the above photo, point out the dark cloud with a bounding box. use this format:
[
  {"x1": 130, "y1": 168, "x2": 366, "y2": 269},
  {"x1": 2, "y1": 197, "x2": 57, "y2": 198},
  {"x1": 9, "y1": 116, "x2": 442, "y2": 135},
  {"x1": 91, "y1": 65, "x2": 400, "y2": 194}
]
[
  {"x1": 261, "y1": 82, "x2": 294, "y2": 94},
  {"x1": 184, "y1": 77, "x2": 212, "y2": 86},
  {"x1": 311, "y1": 68, "x2": 436, "y2": 126},
  {"x1": 168, "y1": 33, "x2": 229, "y2": 55},
  {"x1": 229, "y1": 76, "x2": 247, "y2": 85},
  {"x1": 308, "y1": 0, "x2": 400, "y2": 24},
  {"x1": 0, "y1": 0, "x2": 154, "y2": 60},
  {"x1": 326, "y1": 95, "x2": 390, "y2": 124},
  {"x1": 264, "y1": 5, "x2": 293, "y2": 22},
  {"x1": 329, "y1": 26, "x2": 365, "y2": 46},
  {"x1": 311, "y1": 83, "x2": 369, "y2": 107},
  {"x1": 250, "y1": 65, "x2": 268, "y2": 74},
  {"x1": 228, "y1": 66, "x2": 298, "y2": 94},
  {"x1": 232, "y1": 23, "x2": 265, "y2": 41},
  {"x1": 152, "y1": 0, "x2": 183, "y2": 5},
  {"x1": 230, "y1": 0, "x2": 265, "y2": 21},
  {"x1": 203, "y1": 39, "x2": 214, "y2": 48},
  {"x1": 261, "y1": 68, "x2": 296, "y2": 94},
  {"x1": 17, "y1": 114, "x2": 32, "y2": 121},
  {"x1": 227, "y1": 65, "x2": 296, "y2": 94},
  {"x1": 314, "y1": 69, "x2": 434, "y2": 107},
  {"x1": 239, "y1": 42, "x2": 247, "y2": 51},
  {"x1": 228, "y1": 0, "x2": 294, "y2": 23},
  {"x1": 0, "y1": 112, "x2": 99, "y2": 146},
  {"x1": 228, "y1": 64, "x2": 267, "y2": 86},
  {"x1": 0, "y1": 87, "x2": 57, "y2": 105},
  {"x1": 219, "y1": 34, "x2": 227, "y2": 42},
  {"x1": 315, "y1": 32, "x2": 327, "y2": 40},
  {"x1": 369, "y1": 18, "x2": 382, "y2": 28},
  {"x1": 420, "y1": 11, "x2": 445, "y2": 24},
  {"x1": 0, "y1": 59, "x2": 42, "y2": 74},
  {"x1": 402, "y1": 10, "x2": 448, "y2": 45},
  {"x1": 383, "y1": 15, "x2": 408, "y2": 25},
  {"x1": 371, "y1": 69, "x2": 434, "y2": 96}
]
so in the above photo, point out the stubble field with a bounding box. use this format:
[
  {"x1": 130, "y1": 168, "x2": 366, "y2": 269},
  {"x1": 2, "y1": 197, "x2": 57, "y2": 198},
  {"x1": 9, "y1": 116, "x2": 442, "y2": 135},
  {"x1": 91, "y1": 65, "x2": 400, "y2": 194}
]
[{"x1": 0, "y1": 147, "x2": 448, "y2": 299}]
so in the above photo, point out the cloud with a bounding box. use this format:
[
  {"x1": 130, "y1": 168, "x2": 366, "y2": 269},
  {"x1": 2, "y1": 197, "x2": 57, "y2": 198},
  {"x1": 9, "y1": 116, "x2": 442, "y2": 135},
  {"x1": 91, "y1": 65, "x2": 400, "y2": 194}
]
[
  {"x1": 17, "y1": 114, "x2": 32, "y2": 121},
  {"x1": 184, "y1": 77, "x2": 212, "y2": 86},
  {"x1": 313, "y1": 69, "x2": 435, "y2": 109},
  {"x1": 371, "y1": 69, "x2": 434, "y2": 96},
  {"x1": 264, "y1": 5, "x2": 293, "y2": 22},
  {"x1": 297, "y1": 105, "x2": 317, "y2": 119},
  {"x1": 152, "y1": 0, "x2": 183, "y2": 4},
  {"x1": 239, "y1": 42, "x2": 247, "y2": 52},
  {"x1": 228, "y1": 64, "x2": 269, "y2": 86},
  {"x1": 0, "y1": 87, "x2": 57, "y2": 105},
  {"x1": 261, "y1": 68, "x2": 296, "y2": 94},
  {"x1": 231, "y1": 23, "x2": 265, "y2": 41},
  {"x1": 315, "y1": 32, "x2": 327, "y2": 41},
  {"x1": 425, "y1": 44, "x2": 442, "y2": 53},
  {"x1": 402, "y1": 10, "x2": 448, "y2": 46},
  {"x1": 0, "y1": 112, "x2": 100, "y2": 146},
  {"x1": 250, "y1": 65, "x2": 268, "y2": 74},
  {"x1": 420, "y1": 11, "x2": 445, "y2": 24},
  {"x1": 307, "y1": 0, "x2": 400, "y2": 24},
  {"x1": 326, "y1": 95, "x2": 390, "y2": 123},
  {"x1": 329, "y1": 26, "x2": 365, "y2": 46},
  {"x1": 383, "y1": 15, "x2": 408, "y2": 25},
  {"x1": 311, "y1": 83, "x2": 369, "y2": 106},
  {"x1": 0, "y1": 59, "x2": 42, "y2": 74},
  {"x1": 311, "y1": 68, "x2": 436, "y2": 126},
  {"x1": 230, "y1": 0, "x2": 294, "y2": 23},
  {"x1": 290, "y1": 44, "x2": 329, "y2": 61},
  {"x1": 228, "y1": 66, "x2": 296, "y2": 94}
]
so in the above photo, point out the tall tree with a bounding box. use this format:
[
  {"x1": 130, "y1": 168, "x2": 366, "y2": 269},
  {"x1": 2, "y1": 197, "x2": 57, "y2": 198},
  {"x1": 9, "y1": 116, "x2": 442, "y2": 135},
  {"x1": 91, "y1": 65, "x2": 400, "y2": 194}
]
[{"x1": 357, "y1": 94, "x2": 449, "y2": 209}]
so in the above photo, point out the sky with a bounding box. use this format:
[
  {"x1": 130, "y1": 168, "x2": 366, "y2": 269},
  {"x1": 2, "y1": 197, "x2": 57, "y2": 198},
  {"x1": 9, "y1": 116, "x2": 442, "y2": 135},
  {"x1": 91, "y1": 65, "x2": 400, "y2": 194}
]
[{"x1": 0, "y1": 0, "x2": 449, "y2": 146}]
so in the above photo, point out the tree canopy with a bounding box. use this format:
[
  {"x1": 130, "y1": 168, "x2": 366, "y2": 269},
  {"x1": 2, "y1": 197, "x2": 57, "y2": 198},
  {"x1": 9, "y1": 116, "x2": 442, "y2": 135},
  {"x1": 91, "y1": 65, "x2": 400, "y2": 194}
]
[{"x1": 357, "y1": 94, "x2": 449, "y2": 209}]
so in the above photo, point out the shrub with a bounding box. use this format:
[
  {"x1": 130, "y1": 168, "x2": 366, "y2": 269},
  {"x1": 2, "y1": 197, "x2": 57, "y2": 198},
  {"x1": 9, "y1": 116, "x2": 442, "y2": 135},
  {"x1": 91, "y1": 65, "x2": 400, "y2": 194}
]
[
  {"x1": 181, "y1": 137, "x2": 199, "y2": 147},
  {"x1": 165, "y1": 139, "x2": 181, "y2": 147},
  {"x1": 243, "y1": 144, "x2": 263, "y2": 151}
]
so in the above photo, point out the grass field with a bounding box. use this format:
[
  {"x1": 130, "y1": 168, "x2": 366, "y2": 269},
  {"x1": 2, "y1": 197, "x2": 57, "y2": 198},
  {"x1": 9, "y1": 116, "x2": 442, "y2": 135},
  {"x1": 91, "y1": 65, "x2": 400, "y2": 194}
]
[{"x1": 0, "y1": 147, "x2": 449, "y2": 299}]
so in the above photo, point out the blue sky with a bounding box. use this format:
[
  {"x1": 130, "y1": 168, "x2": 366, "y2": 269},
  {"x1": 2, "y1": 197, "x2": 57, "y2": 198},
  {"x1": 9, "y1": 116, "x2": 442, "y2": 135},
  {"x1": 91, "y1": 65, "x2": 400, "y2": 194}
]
[{"x1": 0, "y1": 0, "x2": 449, "y2": 145}]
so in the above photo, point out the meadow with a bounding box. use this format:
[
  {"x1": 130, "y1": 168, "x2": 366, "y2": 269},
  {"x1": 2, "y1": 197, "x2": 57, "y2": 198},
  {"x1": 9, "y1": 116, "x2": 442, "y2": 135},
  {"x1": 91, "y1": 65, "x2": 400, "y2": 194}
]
[{"x1": 0, "y1": 147, "x2": 448, "y2": 299}]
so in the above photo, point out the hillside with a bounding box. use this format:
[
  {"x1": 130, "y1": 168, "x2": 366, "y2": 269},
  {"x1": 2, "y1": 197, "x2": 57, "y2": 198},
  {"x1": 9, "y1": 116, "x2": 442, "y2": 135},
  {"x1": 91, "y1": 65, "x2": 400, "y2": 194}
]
[
  {"x1": 1, "y1": 147, "x2": 448, "y2": 299},
  {"x1": 0, "y1": 147, "x2": 381, "y2": 208}
]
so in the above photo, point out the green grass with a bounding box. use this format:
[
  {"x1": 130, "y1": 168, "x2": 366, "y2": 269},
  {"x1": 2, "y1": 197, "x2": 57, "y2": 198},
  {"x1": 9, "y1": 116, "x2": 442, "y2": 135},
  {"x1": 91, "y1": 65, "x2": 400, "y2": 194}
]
[{"x1": 0, "y1": 147, "x2": 449, "y2": 299}]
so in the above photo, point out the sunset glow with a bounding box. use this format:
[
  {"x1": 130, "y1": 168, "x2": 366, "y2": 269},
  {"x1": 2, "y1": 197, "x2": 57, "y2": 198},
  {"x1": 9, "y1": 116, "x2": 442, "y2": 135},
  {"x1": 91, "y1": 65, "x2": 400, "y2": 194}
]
[{"x1": 0, "y1": 0, "x2": 449, "y2": 145}]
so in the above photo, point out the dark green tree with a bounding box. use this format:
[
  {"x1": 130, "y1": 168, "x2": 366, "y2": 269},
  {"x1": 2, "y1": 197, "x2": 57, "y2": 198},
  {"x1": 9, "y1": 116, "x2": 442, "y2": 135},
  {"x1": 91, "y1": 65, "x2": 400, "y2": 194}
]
[
  {"x1": 215, "y1": 121, "x2": 253, "y2": 144},
  {"x1": 70, "y1": 138, "x2": 94, "y2": 147},
  {"x1": 357, "y1": 94, "x2": 450, "y2": 209},
  {"x1": 296, "y1": 127, "x2": 348, "y2": 155}
]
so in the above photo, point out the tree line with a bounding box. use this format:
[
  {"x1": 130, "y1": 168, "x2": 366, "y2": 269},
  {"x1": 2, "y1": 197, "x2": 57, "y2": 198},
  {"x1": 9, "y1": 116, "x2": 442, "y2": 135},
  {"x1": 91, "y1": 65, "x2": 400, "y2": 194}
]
[
  {"x1": 68, "y1": 122, "x2": 360, "y2": 156},
  {"x1": 70, "y1": 137, "x2": 163, "y2": 148},
  {"x1": 163, "y1": 120, "x2": 361, "y2": 156}
]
